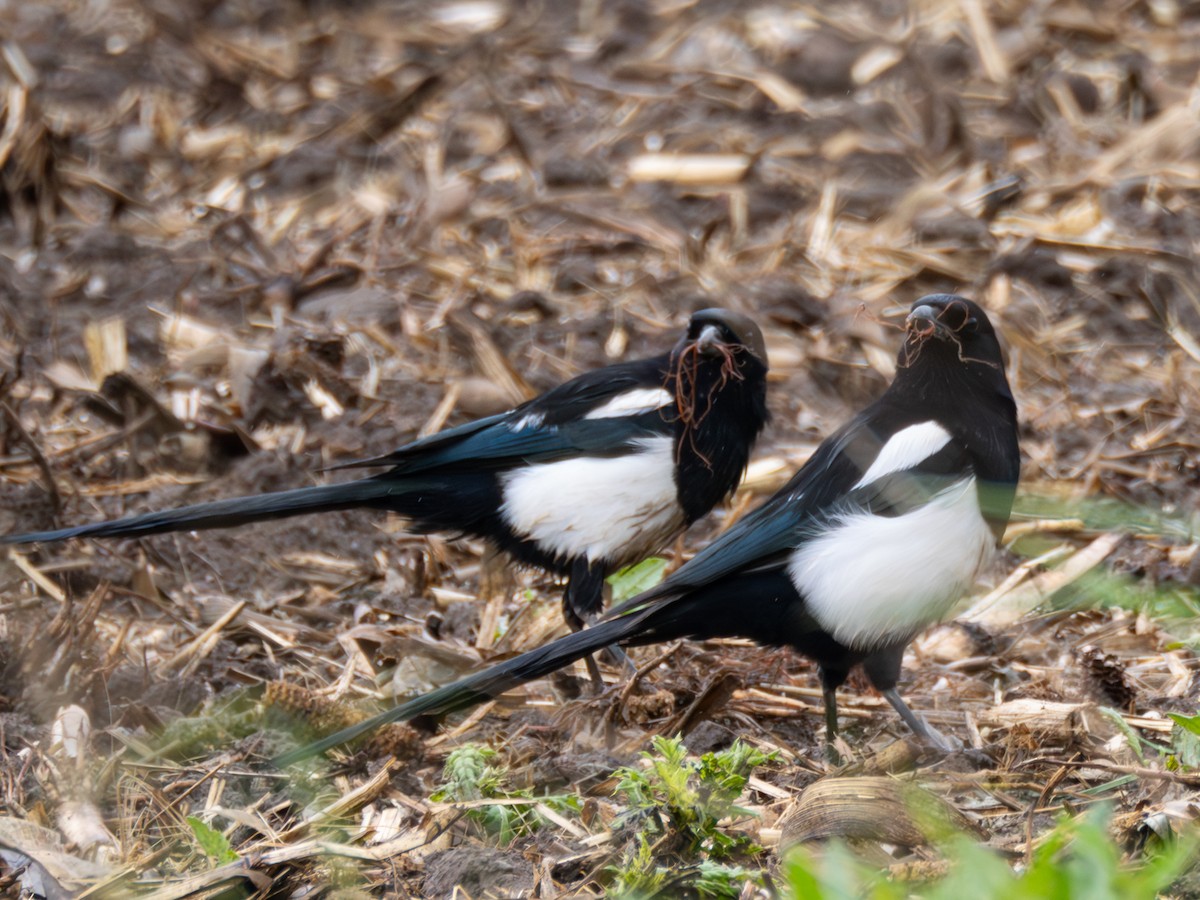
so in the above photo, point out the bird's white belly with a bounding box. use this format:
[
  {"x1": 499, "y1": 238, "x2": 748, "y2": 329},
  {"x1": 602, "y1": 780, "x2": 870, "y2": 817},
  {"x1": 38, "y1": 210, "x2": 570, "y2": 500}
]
[
  {"x1": 788, "y1": 477, "x2": 994, "y2": 650},
  {"x1": 500, "y1": 437, "x2": 683, "y2": 564}
]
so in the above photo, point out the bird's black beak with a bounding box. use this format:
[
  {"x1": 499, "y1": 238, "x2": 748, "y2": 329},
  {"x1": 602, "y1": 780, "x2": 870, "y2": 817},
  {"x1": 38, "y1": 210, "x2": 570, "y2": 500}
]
[
  {"x1": 694, "y1": 323, "x2": 725, "y2": 356},
  {"x1": 905, "y1": 304, "x2": 950, "y2": 341}
]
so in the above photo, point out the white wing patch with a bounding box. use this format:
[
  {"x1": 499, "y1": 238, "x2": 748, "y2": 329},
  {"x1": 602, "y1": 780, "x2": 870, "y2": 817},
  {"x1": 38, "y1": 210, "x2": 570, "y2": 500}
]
[
  {"x1": 500, "y1": 436, "x2": 683, "y2": 564},
  {"x1": 853, "y1": 421, "x2": 952, "y2": 490},
  {"x1": 508, "y1": 412, "x2": 545, "y2": 431},
  {"x1": 789, "y1": 476, "x2": 993, "y2": 650},
  {"x1": 584, "y1": 387, "x2": 673, "y2": 420}
]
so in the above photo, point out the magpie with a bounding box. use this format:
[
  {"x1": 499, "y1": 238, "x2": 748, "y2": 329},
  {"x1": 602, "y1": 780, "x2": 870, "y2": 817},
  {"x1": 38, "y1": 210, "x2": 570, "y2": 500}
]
[
  {"x1": 278, "y1": 294, "x2": 1019, "y2": 764},
  {"x1": 2, "y1": 308, "x2": 770, "y2": 634}
]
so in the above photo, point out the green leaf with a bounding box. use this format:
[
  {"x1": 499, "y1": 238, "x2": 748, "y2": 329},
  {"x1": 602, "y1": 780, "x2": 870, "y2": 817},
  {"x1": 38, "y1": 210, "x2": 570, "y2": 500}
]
[
  {"x1": 691, "y1": 860, "x2": 762, "y2": 898},
  {"x1": 1168, "y1": 715, "x2": 1200, "y2": 768},
  {"x1": 1167, "y1": 712, "x2": 1200, "y2": 737},
  {"x1": 186, "y1": 816, "x2": 238, "y2": 864},
  {"x1": 441, "y1": 744, "x2": 497, "y2": 801},
  {"x1": 607, "y1": 557, "x2": 669, "y2": 603}
]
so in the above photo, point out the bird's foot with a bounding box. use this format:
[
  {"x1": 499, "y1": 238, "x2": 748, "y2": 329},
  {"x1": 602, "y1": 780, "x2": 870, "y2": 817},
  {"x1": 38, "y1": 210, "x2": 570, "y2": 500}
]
[
  {"x1": 823, "y1": 734, "x2": 855, "y2": 768},
  {"x1": 602, "y1": 644, "x2": 637, "y2": 675},
  {"x1": 914, "y1": 719, "x2": 955, "y2": 753},
  {"x1": 944, "y1": 746, "x2": 996, "y2": 770},
  {"x1": 583, "y1": 654, "x2": 606, "y2": 694}
]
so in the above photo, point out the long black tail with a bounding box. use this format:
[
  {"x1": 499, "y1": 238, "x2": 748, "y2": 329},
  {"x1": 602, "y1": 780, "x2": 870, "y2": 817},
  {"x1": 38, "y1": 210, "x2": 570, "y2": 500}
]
[
  {"x1": 1, "y1": 478, "x2": 402, "y2": 544},
  {"x1": 273, "y1": 571, "x2": 800, "y2": 766},
  {"x1": 274, "y1": 608, "x2": 656, "y2": 766}
]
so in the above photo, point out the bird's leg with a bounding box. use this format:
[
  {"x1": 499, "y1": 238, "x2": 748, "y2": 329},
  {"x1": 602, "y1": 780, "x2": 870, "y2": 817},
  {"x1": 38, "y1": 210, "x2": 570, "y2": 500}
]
[
  {"x1": 562, "y1": 573, "x2": 603, "y2": 690},
  {"x1": 563, "y1": 558, "x2": 605, "y2": 628},
  {"x1": 863, "y1": 645, "x2": 954, "y2": 752},
  {"x1": 560, "y1": 591, "x2": 587, "y2": 633},
  {"x1": 581, "y1": 651, "x2": 606, "y2": 692},
  {"x1": 880, "y1": 688, "x2": 952, "y2": 752},
  {"x1": 818, "y1": 666, "x2": 850, "y2": 764},
  {"x1": 822, "y1": 684, "x2": 842, "y2": 764},
  {"x1": 565, "y1": 560, "x2": 633, "y2": 689}
]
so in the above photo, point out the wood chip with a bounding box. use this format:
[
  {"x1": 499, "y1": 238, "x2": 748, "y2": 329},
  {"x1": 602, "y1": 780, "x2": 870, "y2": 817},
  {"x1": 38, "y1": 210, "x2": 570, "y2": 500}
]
[{"x1": 627, "y1": 153, "x2": 751, "y2": 184}]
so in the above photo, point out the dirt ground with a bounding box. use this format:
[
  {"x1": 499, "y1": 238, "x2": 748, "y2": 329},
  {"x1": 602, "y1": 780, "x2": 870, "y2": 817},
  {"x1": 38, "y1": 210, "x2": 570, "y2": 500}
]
[{"x1": 2, "y1": 0, "x2": 1200, "y2": 896}]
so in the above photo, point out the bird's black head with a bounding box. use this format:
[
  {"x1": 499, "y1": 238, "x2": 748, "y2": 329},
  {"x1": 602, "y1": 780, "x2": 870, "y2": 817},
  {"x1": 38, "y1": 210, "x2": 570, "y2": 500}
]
[
  {"x1": 684, "y1": 308, "x2": 769, "y2": 368},
  {"x1": 668, "y1": 307, "x2": 770, "y2": 522},
  {"x1": 891, "y1": 294, "x2": 1020, "y2": 532},
  {"x1": 887, "y1": 295, "x2": 1017, "y2": 489},
  {"x1": 898, "y1": 294, "x2": 1007, "y2": 389}
]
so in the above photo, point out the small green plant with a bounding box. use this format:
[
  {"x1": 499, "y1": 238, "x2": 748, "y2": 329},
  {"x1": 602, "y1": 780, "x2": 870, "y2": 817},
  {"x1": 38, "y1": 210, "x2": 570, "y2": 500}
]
[
  {"x1": 432, "y1": 744, "x2": 577, "y2": 845},
  {"x1": 158, "y1": 689, "x2": 263, "y2": 759},
  {"x1": 186, "y1": 816, "x2": 239, "y2": 865},
  {"x1": 1094, "y1": 707, "x2": 1200, "y2": 772},
  {"x1": 614, "y1": 734, "x2": 769, "y2": 856},
  {"x1": 610, "y1": 845, "x2": 763, "y2": 900},
  {"x1": 784, "y1": 805, "x2": 1196, "y2": 900},
  {"x1": 609, "y1": 833, "x2": 671, "y2": 898},
  {"x1": 608, "y1": 735, "x2": 771, "y2": 898},
  {"x1": 1097, "y1": 708, "x2": 1171, "y2": 765},
  {"x1": 1167, "y1": 710, "x2": 1200, "y2": 769}
]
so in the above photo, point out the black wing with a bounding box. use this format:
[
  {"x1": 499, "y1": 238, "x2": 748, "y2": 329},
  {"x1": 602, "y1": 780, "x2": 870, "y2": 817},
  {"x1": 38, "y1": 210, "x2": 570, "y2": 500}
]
[
  {"x1": 517, "y1": 355, "x2": 671, "y2": 427},
  {"x1": 337, "y1": 355, "x2": 674, "y2": 475},
  {"x1": 608, "y1": 414, "x2": 870, "y2": 612}
]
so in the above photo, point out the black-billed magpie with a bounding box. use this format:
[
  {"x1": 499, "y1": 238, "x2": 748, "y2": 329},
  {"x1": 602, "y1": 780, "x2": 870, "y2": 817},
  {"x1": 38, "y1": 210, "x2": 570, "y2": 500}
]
[
  {"x1": 2, "y1": 309, "x2": 770, "y2": 633},
  {"x1": 278, "y1": 294, "x2": 1019, "y2": 764}
]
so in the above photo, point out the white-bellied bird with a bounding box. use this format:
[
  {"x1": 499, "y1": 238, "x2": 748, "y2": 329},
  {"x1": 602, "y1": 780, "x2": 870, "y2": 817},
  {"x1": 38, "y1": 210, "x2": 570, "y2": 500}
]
[
  {"x1": 278, "y1": 294, "x2": 1019, "y2": 764},
  {"x1": 3, "y1": 309, "x2": 771, "y2": 635}
]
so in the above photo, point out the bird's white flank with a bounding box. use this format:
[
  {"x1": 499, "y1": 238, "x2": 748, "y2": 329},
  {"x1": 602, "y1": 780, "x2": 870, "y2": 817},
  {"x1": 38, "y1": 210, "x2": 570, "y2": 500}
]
[
  {"x1": 789, "y1": 476, "x2": 993, "y2": 650},
  {"x1": 500, "y1": 436, "x2": 683, "y2": 564}
]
